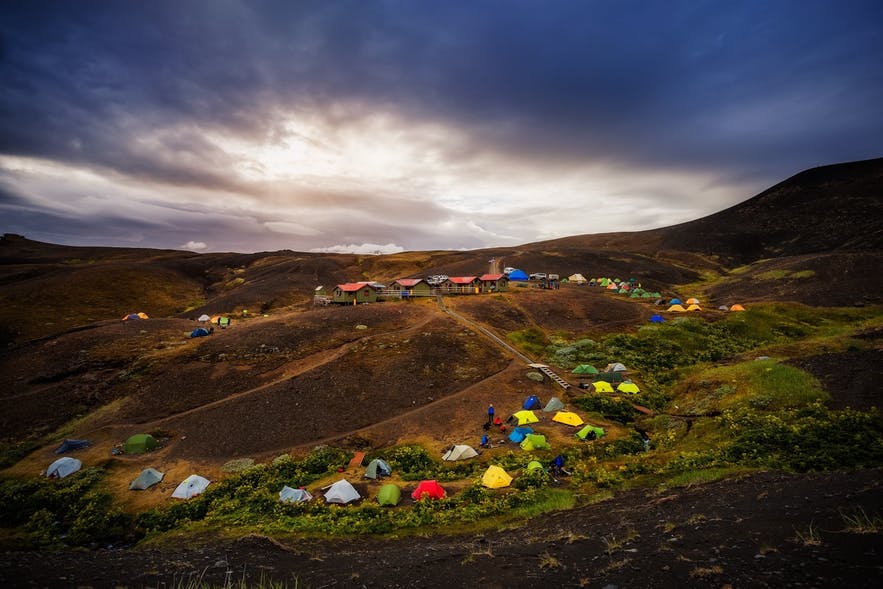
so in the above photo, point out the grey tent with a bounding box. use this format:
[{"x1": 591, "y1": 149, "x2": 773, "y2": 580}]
[
  {"x1": 45, "y1": 457, "x2": 81, "y2": 478},
  {"x1": 364, "y1": 458, "x2": 392, "y2": 479},
  {"x1": 324, "y1": 479, "x2": 361, "y2": 504},
  {"x1": 129, "y1": 467, "x2": 164, "y2": 490},
  {"x1": 279, "y1": 486, "x2": 313, "y2": 503},
  {"x1": 542, "y1": 397, "x2": 565, "y2": 412},
  {"x1": 442, "y1": 444, "x2": 479, "y2": 461},
  {"x1": 605, "y1": 362, "x2": 627, "y2": 372}
]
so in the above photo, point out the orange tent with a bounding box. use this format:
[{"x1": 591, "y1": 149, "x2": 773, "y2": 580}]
[{"x1": 730, "y1": 304, "x2": 746, "y2": 311}]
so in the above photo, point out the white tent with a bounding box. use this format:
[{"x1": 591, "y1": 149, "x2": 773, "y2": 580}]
[
  {"x1": 323, "y1": 479, "x2": 360, "y2": 504},
  {"x1": 542, "y1": 397, "x2": 565, "y2": 412},
  {"x1": 279, "y1": 486, "x2": 313, "y2": 503},
  {"x1": 567, "y1": 273, "x2": 587, "y2": 284},
  {"x1": 605, "y1": 362, "x2": 628, "y2": 372},
  {"x1": 46, "y1": 457, "x2": 81, "y2": 478},
  {"x1": 171, "y1": 474, "x2": 210, "y2": 499},
  {"x1": 442, "y1": 444, "x2": 479, "y2": 461},
  {"x1": 197, "y1": 314, "x2": 211, "y2": 322}
]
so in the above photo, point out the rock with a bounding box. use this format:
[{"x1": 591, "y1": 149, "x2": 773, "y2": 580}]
[{"x1": 526, "y1": 371, "x2": 544, "y2": 382}]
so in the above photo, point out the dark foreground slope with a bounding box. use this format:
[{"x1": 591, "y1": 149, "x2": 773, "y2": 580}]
[{"x1": 2, "y1": 469, "x2": 880, "y2": 589}]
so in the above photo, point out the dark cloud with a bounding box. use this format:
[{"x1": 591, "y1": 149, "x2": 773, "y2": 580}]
[{"x1": 0, "y1": 1, "x2": 881, "y2": 251}]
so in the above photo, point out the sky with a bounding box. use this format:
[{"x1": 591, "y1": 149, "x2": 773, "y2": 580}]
[{"x1": 1, "y1": 1, "x2": 881, "y2": 254}]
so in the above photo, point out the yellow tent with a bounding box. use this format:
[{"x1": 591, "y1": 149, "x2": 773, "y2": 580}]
[
  {"x1": 686, "y1": 304, "x2": 702, "y2": 311},
  {"x1": 210, "y1": 315, "x2": 221, "y2": 324},
  {"x1": 617, "y1": 382, "x2": 640, "y2": 393},
  {"x1": 667, "y1": 304, "x2": 687, "y2": 312},
  {"x1": 730, "y1": 304, "x2": 746, "y2": 311},
  {"x1": 513, "y1": 410, "x2": 539, "y2": 425},
  {"x1": 686, "y1": 297, "x2": 700, "y2": 305},
  {"x1": 592, "y1": 381, "x2": 614, "y2": 393},
  {"x1": 552, "y1": 411, "x2": 584, "y2": 426},
  {"x1": 481, "y1": 465, "x2": 512, "y2": 489}
]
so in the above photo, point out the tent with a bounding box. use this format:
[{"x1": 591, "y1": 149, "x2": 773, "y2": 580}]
[
  {"x1": 542, "y1": 397, "x2": 565, "y2": 412},
  {"x1": 667, "y1": 304, "x2": 687, "y2": 312},
  {"x1": 730, "y1": 304, "x2": 746, "y2": 311},
  {"x1": 617, "y1": 382, "x2": 640, "y2": 394},
  {"x1": 364, "y1": 458, "x2": 392, "y2": 479},
  {"x1": 53, "y1": 439, "x2": 90, "y2": 454},
  {"x1": 669, "y1": 298, "x2": 682, "y2": 305},
  {"x1": 481, "y1": 465, "x2": 513, "y2": 489},
  {"x1": 46, "y1": 457, "x2": 81, "y2": 479},
  {"x1": 210, "y1": 315, "x2": 221, "y2": 324},
  {"x1": 568, "y1": 273, "x2": 587, "y2": 284},
  {"x1": 686, "y1": 297, "x2": 700, "y2": 305},
  {"x1": 572, "y1": 364, "x2": 599, "y2": 375},
  {"x1": 190, "y1": 327, "x2": 210, "y2": 338},
  {"x1": 552, "y1": 411, "x2": 584, "y2": 426},
  {"x1": 522, "y1": 395, "x2": 542, "y2": 410},
  {"x1": 686, "y1": 304, "x2": 702, "y2": 312},
  {"x1": 171, "y1": 475, "x2": 210, "y2": 499},
  {"x1": 520, "y1": 434, "x2": 550, "y2": 451},
  {"x1": 605, "y1": 362, "x2": 627, "y2": 372},
  {"x1": 718, "y1": 305, "x2": 730, "y2": 311},
  {"x1": 507, "y1": 269, "x2": 529, "y2": 281},
  {"x1": 377, "y1": 483, "x2": 402, "y2": 506},
  {"x1": 130, "y1": 468, "x2": 164, "y2": 490},
  {"x1": 595, "y1": 371, "x2": 624, "y2": 384},
  {"x1": 124, "y1": 433, "x2": 158, "y2": 454},
  {"x1": 411, "y1": 480, "x2": 446, "y2": 501},
  {"x1": 526, "y1": 460, "x2": 545, "y2": 471},
  {"x1": 513, "y1": 410, "x2": 539, "y2": 425},
  {"x1": 592, "y1": 381, "x2": 614, "y2": 393},
  {"x1": 649, "y1": 314, "x2": 665, "y2": 323},
  {"x1": 442, "y1": 445, "x2": 479, "y2": 461},
  {"x1": 606, "y1": 283, "x2": 618, "y2": 290},
  {"x1": 197, "y1": 314, "x2": 211, "y2": 322},
  {"x1": 508, "y1": 426, "x2": 534, "y2": 444},
  {"x1": 279, "y1": 486, "x2": 313, "y2": 503},
  {"x1": 576, "y1": 425, "x2": 606, "y2": 440},
  {"x1": 324, "y1": 479, "x2": 361, "y2": 504}
]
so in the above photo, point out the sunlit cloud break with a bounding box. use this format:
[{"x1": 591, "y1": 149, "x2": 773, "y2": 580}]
[{"x1": 310, "y1": 243, "x2": 405, "y2": 255}]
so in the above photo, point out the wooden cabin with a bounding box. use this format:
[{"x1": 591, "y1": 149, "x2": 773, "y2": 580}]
[
  {"x1": 478, "y1": 273, "x2": 508, "y2": 293},
  {"x1": 440, "y1": 276, "x2": 479, "y2": 294},
  {"x1": 390, "y1": 278, "x2": 433, "y2": 297},
  {"x1": 332, "y1": 283, "x2": 379, "y2": 304}
]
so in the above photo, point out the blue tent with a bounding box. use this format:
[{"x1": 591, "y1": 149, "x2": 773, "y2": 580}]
[
  {"x1": 53, "y1": 439, "x2": 91, "y2": 454},
  {"x1": 649, "y1": 314, "x2": 665, "y2": 323},
  {"x1": 669, "y1": 298, "x2": 682, "y2": 305},
  {"x1": 190, "y1": 327, "x2": 210, "y2": 338},
  {"x1": 507, "y1": 269, "x2": 529, "y2": 281},
  {"x1": 523, "y1": 395, "x2": 542, "y2": 410},
  {"x1": 508, "y1": 426, "x2": 534, "y2": 444}
]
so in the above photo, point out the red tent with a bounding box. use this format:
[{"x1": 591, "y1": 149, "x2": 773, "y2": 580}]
[{"x1": 411, "y1": 480, "x2": 446, "y2": 501}]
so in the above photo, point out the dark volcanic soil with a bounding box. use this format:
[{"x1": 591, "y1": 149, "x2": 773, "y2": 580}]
[
  {"x1": 1, "y1": 469, "x2": 880, "y2": 588},
  {"x1": 788, "y1": 348, "x2": 883, "y2": 410}
]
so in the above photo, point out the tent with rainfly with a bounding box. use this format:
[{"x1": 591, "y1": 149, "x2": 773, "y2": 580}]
[
  {"x1": 669, "y1": 298, "x2": 682, "y2": 305},
  {"x1": 481, "y1": 465, "x2": 513, "y2": 489},
  {"x1": 124, "y1": 433, "x2": 158, "y2": 454},
  {"x1": 508, "y1": 426, "x2": 534, "y2": 444},
  {"x1": 686, "y1": 304, "x2": 702, "y2": 312},
  {"x1": 442, "y1": 445, "x2": 479, "y2": 461},
  {"x1": 592, "y1": 381, "x2": 614, "y2": 393},
  {"x1": 522, "y1": 395, "x2": 542, "y2": 410},
  {"x1": 686, "y1": 298, "x2": 700, "y2": 305},
  {"x1": 411, "y1": 480, "x2": 446, "y2": 501},
  {"x1": 572, "y1": 364, "x2": 599, "y2": 375},
  {"x1": 667, "y1": 304, "x2": 687, "y2": 312},
  {"x1": 129, "y1": 467, "x2": 164, "y2": 490},
  {"x1": 520, "y1": 433, "x2": 551, "y2": 451},
  {"x1": 53, "y1": 439, "x2": 90, "y2": 454},
  {"x1": 567, "y1": 273, "x2": 587, "y2": 284},
  {"x1": 191, "y1": 327, "x2": 210, "y2": 338},
  {"x1": 552, "y1": 411, "x2": 584, "y2": 426},
  {"x1": 542, "y1": 397, "x2": 565, "y2": 412},
  {"x1": 46, "y1": 457, "x2": 81, "y2": 479},
  {"x1": 576, "y1": 425, "x2": 606, "y2": 440},
  {"x1": 617, "y1": 382, "x2": 640, "y2": 394},
  {"x1": 197, "y1": 314, "x2": 211, "y2": 322},
  {"x1": 526, "y1": 460, "x2": 545, "y2": 472},
  {"x1": 171, "y1": 475, "x2": 210, "y2": 499},
  {"x1": 376, "y1": 483, "x2": 402, "y2": 506},
  {"x1": 324, "y1": 479, "x2": 361, "y2": 504},
  {"x1": 364, "y1": 458, "x2": 392, "y2": 479},
  {"x1": 279, "y1": 486, "x2": 313, "y2": 503},
  {"x1": 513, "y1": 410, "x2": 539, "y2": 425},
  {"x1": 605, "y1": 362, "x2": 627, "y2": 372},
  {"x1": 730, "y1": 304, "x2": 746, "y2": 311},
  {"x1": 649, "y1": 314, "x2": 665, "y2": 323},
  {"x1": 507, "y1": 269, "x2": 529, "y2": 281}
]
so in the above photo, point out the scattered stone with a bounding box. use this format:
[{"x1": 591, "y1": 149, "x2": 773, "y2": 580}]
[
  {"x1": 526, "y1": 371, "x2": 544, "y2": 382},
  {"x1": 221, "y1": 458, "x2": 255, "y2": 473}
]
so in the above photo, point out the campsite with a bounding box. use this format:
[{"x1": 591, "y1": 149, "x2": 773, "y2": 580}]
[{"x1": 0, "y1": 159, "x2": 882, "y2": 587}]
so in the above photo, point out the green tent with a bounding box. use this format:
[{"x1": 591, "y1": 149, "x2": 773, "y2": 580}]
[
  {"x1": 526, "y1": 460, "x2": 544, "y2": 471},
  {"x1": 124, "y1": 433, "x2": 158, "y2": 454},
  {"x1": 572, "y1": 364, "x2": 599, "y2": 375},
  {"x1": 520, "y1": 433, "x2": 550, "y2": 451},
  {"x1": 364, "y1": 459, "x2": 392, "y2": 479},
  {"x1": 129, "y1": 467, "x2": 164, "y2": 490},
  {"x1": 576, "y1": 425, "x2": 606, "y2": 440},
  {"x1": 594, "y1": 371, "x2": 625, "y2": 384},
  {"x1": 377, "y1": 483, "x2": 402, "y2": 506}
]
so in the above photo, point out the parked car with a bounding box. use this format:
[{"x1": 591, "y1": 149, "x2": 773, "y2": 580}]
[
  {"x1": 529, "y1": 272, "x2": 547, "y2": 280},
  {"x1": 503, "y1": 267, "x2": 515, "y2": 275}
]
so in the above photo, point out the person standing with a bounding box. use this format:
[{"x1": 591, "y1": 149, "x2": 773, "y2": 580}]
[{"x1": 487, "y1": 404, "x2": 495, "y2": 425}]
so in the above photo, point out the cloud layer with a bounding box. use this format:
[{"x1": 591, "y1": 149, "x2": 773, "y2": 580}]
[{"x1": 1, "y1": 1, "x2": 881, "y2": 252}]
